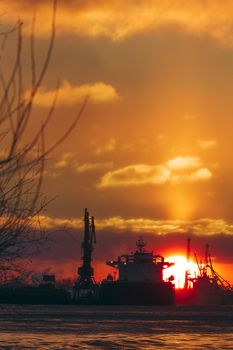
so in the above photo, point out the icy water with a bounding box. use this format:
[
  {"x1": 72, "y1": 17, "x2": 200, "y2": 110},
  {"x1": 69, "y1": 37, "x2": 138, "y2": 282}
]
[{"x1": 0, "y1": 305, "x2": 232, "y2": 349}]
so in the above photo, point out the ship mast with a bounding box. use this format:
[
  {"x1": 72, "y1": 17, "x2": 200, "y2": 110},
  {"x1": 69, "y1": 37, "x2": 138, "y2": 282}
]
[
  {"x1": 184, "y1": 238, "x2": 191, "y2": 289},
  {"x1": 136, "y1": 236, "x2": 146, "y2": 253}
]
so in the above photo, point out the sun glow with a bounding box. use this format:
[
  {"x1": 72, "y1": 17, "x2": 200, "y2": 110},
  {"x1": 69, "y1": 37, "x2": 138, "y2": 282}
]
[{"x1": 163, "y1": 255, "x2": 199, "y2": 289}]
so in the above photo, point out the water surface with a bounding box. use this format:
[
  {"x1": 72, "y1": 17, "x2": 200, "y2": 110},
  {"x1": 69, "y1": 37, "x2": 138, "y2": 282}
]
[{"x1": 0, "y1": 305, "x2": 232, "y2": 349}]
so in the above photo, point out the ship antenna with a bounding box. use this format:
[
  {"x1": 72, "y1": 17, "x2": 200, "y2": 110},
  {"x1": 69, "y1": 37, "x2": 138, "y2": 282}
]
[
  {"x1": 205, "y1": 243, "x2": 209, "y2": 266},
  {"x1": 136, "y1": 236, "x2": 146, "y2": 253}
]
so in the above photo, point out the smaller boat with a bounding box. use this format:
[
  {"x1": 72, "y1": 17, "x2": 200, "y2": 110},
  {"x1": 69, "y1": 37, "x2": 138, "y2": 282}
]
[
  {"x1": 176, "y1": 240, "x2": 233, "y2": 306},
  {"x1": 190, "y1": 244, "x2": 233, "y2": 305}
]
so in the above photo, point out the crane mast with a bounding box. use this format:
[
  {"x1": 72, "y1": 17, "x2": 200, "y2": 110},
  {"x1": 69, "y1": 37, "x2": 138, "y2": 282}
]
[
  {"x1": 77, "y1": 208, "x2": 96, "y2": 284},
  {"x1": 73, "y1": 208, "x2": 98, "y2": 302}
]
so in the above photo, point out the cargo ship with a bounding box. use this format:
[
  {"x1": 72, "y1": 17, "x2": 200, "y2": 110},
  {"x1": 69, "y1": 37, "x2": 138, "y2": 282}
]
[
  {"x1": 73, "y1": 208, "x2": 175, "y2": 305},
  {"x1": 99, "y1": 237, "x2": 175, "y2": 305}
]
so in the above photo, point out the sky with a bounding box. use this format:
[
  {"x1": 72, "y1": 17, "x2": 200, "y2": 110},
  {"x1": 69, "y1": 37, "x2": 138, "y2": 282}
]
[{"x1": 1, "y1": 0, "x2": 233, "y2": 284}]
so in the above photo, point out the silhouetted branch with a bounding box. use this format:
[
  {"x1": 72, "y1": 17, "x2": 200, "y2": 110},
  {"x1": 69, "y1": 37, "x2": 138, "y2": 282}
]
[{"x1": 0, "y1": 0, "x2": 86, "y2": 279}]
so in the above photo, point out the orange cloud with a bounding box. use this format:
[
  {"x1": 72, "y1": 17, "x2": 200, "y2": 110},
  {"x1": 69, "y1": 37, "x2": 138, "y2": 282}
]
[
  {"x1": 170, "y1": 167, "x2": 212, "y2": 185},
  {"x1": 36, "y1": 214, "x2": 233, "y2": 236},
  {"x1": 188, "y1": 168, "x2": 212, "y2": 182},
  {"x1": 2, "y1": 1, "x2": 233, "y2": 44},
  {"x1": 98, "y1": 156, "x2": 213, "y2": 188},
  {"x1": 26, "y1": 81, "x2": 119, "y2": 106},
  {"x1": 167, "y1": 156, "x2": 201, "y2": 171},
  {"x1": 99, "y1": 164, "x2": 171, "y2": 188}
]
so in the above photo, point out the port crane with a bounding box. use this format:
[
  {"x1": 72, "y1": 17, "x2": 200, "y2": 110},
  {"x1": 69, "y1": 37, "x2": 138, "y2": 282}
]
[{"x1": 73, "y1": 208, "x2": 98, "y2": 301}]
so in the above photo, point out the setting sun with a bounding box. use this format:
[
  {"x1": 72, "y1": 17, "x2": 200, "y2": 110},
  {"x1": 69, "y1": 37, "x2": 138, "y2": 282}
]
[{"x1": 164, "y1": 255, "x2": 199, "y2": 289}]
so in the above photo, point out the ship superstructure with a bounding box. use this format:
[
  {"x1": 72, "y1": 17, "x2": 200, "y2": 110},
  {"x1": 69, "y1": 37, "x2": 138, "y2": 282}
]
[
  {"x1": 107, "y1": 237, "x2": 173, "y2": 283},
  {"x1": 99, "y1": 237, "x2": 175, "y2": 305}
]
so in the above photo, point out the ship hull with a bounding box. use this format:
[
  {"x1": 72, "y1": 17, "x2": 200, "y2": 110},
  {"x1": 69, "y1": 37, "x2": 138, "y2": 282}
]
[
  {"x1": 99, "y1": 281, "x2": 175, "y2": 305},
  {"x1": 0, "y1": 286, "x2": 70, "y2": 305},
  {"x1": 175, "y1": 285, "x2": 233, "y2": 306}
]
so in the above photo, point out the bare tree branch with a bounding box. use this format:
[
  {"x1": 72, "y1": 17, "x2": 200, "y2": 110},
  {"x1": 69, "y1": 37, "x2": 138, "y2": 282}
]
[{"x1": 0, "y1": 0, "x2": 86, "y2": 280}]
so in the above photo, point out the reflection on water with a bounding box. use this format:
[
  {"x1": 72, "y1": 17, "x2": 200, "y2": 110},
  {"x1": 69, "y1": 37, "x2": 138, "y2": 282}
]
[{"x1": 0, "y1": 305, "x2": 232, "y2": 349}]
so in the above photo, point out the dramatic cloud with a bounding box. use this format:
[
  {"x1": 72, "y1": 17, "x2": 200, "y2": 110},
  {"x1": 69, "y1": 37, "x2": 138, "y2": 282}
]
[
  {"x1": 97, "y1": 217, "x2": 233, "y2": 236},
  {"x1": 37, "y1": 214, "x2": 233, "y2": 236},
  {"x1": 26, "y1": 81, "x2": 119, "y2": 106},
  {"x1": 3, "y1": 1, "x2": 233, "y2": 44},
  {"x1": 99, "y1": 164, "x2": 171, "y2": 188},
  {"x1": 99, "y1": 156, "x2": 213, "y2": 188}
]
